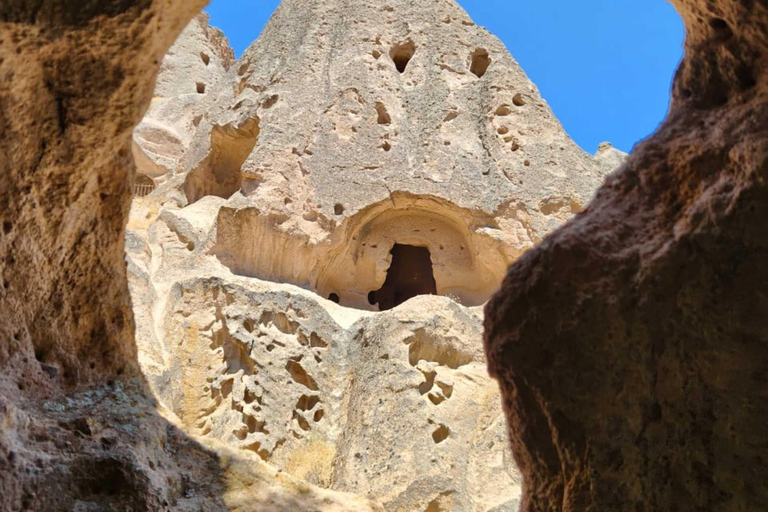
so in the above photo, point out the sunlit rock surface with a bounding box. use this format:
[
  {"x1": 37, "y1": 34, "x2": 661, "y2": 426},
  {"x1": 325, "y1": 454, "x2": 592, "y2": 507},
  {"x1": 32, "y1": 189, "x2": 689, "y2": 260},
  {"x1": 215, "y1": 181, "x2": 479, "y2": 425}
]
[{"x1": 127, "y1": 1, "x2": 623, "y2": 510}]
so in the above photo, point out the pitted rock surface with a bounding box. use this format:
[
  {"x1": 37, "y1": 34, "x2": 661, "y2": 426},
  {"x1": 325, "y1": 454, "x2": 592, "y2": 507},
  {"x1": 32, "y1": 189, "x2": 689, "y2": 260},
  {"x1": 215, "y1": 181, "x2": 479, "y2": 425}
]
[{"x1": 124, "y1": 1, "x2": 624, "y2": 510}]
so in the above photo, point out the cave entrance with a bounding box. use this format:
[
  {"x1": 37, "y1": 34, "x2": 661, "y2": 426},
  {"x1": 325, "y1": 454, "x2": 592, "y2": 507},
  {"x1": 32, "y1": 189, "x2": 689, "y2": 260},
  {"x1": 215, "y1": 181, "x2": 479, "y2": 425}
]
[{"x1": 368, "y1": 244, "x2": 437, "y2": 311}]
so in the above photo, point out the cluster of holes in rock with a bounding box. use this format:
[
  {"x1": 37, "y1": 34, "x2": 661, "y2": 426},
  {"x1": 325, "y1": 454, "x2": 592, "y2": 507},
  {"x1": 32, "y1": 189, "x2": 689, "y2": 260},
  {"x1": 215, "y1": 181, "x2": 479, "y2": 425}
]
[
  {"x1": 387, "y1": 42, "x2": 493, "y2": 79},
  {"x1": 184, "y1": 40, "x2": 523, "y2": 206},
  {"x1": 493, "y1": 95, "x2": 526, "y2": 152},
  {"x1": 200, "y1": 308, "x2": 330, "y2": 460}
]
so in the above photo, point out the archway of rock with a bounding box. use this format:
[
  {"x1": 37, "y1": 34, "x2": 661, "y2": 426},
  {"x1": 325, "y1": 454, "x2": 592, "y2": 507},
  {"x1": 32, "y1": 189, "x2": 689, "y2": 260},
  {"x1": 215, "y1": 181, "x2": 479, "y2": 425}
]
[
  {"x1": 368, "y1": 244, "x2": 438, "y2": 311},
  {"x1": 214, "y1": 194, "x2": 521, "y2": 311}
]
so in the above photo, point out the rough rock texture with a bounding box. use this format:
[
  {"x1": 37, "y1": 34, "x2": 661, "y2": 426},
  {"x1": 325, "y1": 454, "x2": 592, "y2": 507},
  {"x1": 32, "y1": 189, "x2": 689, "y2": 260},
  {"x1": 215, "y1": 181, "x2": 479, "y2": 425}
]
[
  {"x1": 132, "y1": 14, "x2": 234, "y2": 184},
  {"x1": 11, "y1": 0, "x2": 761, "y2": 510},
  {"x1": 0, "y1": 3, "x2": 374, "y2": 511},
  {"x1": 485, "y1": 1, "x2": 768, "y2": 511},
  {"x1": 122, "y1": 1, "x2": 628, "y2": 510},
  {"x1": 135, "y1": 0, "x2": 621, "y2": 309}
]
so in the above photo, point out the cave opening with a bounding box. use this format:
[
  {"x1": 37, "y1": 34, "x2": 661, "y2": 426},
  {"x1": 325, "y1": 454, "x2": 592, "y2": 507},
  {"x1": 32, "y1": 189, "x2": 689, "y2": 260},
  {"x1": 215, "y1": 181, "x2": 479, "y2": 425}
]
[{"x1": 368, "y1": 244, "x2": 437, "y2": 311}]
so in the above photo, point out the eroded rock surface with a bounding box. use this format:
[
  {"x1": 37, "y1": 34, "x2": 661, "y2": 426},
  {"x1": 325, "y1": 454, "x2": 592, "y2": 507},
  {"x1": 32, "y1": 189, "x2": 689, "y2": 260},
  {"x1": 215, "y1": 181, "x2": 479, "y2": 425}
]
[
  {"x1": 485, "y1": 1, "x2": 768, "y2": 511},
  {"x1": 135, "y1": 0, "x2": 623, "y2": 307},
  {"x1": 123, "y1": 1, "x2": 627, "y2": 510}
]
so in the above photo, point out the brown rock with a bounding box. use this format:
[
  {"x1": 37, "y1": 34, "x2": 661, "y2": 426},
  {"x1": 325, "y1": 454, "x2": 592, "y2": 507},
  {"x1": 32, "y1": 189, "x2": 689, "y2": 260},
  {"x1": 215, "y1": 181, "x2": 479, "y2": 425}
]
[
  {"x1": 485, "y1": 0, "x2": 768, "y2": 510},
  {"x1": 0, "y1": 0, "x2": 205, "y2": 390}
]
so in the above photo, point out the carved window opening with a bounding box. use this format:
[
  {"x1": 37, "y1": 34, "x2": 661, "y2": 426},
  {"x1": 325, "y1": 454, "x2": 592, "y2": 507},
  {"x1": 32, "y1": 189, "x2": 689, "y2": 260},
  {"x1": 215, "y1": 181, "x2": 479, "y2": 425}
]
[
  {"x1": 368, "y1": 244, "x2": 437, "y2": 311},
  {"x1": 132, "y1": 174, "x2": 156, "y2": 197}
]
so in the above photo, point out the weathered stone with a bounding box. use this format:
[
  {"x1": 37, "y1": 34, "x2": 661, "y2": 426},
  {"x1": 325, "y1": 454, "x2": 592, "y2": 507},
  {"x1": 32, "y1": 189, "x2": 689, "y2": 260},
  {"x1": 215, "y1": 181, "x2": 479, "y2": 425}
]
[
  {"x1": 124, "y1": 1, "x2": 624, "y2": 509},
  {"x1": 133, "y1": 14, "x2": 234, "y2": 184},
  {"x1": 485, "y1": 1, "x2": 768, "y2": 510},
  {"x1": 3, "y1": 0, "x2": 762, "y2": 510}
]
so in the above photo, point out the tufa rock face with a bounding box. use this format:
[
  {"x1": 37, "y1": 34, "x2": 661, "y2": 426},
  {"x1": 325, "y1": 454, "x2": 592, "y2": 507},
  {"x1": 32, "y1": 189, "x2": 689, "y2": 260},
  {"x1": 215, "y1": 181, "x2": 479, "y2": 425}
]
[
  {"x1": 126, "y1": 1, "x2": 625, "y2": 509},
  {"x1": 133, "y1": 14, "x2": 234, "y2": 184},
  {"x1": 6, "y1": 0, "x2": 765, "y2": 511},
  {"x1": 485, "y1": 0, "x2": 768, "y2": 510},
  {"x1": 138, "y1": 0, "x2": 618, "y2": 310}
]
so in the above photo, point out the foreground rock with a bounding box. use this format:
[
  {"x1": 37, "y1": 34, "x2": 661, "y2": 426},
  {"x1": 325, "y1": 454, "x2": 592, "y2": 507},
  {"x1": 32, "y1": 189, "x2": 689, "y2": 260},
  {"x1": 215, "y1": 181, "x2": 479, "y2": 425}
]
[{"x1": 485, "y1": 1, "x2": 768, "y2": 510}]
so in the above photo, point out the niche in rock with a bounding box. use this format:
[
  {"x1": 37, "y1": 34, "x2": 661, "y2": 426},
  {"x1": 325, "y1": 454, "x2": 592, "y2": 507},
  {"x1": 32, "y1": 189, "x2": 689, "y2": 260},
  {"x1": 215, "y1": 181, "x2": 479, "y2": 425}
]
[
  {"x1": 184, "y1": 117, "x2": 260, "y2": 204},
  {"x1": 390, "y1": 41, "x2": 416, "y2": 73},
  {"x1": 132, "y1": 174, "x2": 156, "y2": 197},
  {"x1": 369, "y1": 244, "x2": 437, "y2": 311},
  {"x1": 470, "y1": 48, "x2": 490, "y2": 78}
]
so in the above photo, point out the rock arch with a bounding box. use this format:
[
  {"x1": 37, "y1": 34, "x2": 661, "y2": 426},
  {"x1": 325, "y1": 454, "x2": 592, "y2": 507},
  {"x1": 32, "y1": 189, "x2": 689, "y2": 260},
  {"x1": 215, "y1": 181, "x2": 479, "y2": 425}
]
[{"x1": 214, "y1": 193, "x2": 519, "y2": 310}]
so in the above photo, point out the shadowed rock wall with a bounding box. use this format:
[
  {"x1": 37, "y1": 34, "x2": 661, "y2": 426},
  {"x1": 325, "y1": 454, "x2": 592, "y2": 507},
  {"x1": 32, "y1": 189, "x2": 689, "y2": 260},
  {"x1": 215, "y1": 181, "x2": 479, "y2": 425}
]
[
  {"x1": 0, "y1": 0, "x2": 205, "y2": 389},
  {"x1": 485, "y1": 0, "x2": 768, "y2": 510}
]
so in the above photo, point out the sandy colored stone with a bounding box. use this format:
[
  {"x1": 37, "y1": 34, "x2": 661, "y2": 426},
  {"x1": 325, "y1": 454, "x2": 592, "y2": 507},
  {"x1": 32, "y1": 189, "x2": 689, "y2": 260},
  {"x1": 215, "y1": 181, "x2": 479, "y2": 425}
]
[
  {"x1": 122, "y1": 1, "x2": 626, "y2": 510},
  {"x1": 4, "y1": 0, "x2": 761, "y2": 511}
]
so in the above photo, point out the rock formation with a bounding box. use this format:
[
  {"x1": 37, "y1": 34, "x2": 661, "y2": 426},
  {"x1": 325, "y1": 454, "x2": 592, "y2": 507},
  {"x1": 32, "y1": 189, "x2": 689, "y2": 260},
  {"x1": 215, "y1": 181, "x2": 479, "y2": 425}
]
[
  {"x1": 124, "y1": 3, "x2": 623, "y2": 510},
  {"x1": 484, "y1": 1, "x2": 768, "y2": 511},
  {"x1": 3, "y1": 0, "x2": 763, "y2": 511}
]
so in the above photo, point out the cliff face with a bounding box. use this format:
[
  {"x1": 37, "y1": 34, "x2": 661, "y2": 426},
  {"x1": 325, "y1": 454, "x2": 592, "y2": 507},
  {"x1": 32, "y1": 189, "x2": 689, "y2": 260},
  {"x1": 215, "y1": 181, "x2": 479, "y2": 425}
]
[
  {"x1": 136, "y1": 0, "x2": 620, "y2": 310},
  {"x1": 8, "y1": 0, "x2": 765, "y2": 511},
  {"x1": 124, "y1": 2, "x2": 623, "y2": 511}
]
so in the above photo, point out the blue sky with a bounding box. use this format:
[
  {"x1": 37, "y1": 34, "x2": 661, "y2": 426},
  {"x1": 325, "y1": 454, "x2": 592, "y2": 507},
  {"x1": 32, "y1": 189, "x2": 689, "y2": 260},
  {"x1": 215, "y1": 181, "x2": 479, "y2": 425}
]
[{"x1": 204, "y1": 0, "x2": 684, "y2": 154}]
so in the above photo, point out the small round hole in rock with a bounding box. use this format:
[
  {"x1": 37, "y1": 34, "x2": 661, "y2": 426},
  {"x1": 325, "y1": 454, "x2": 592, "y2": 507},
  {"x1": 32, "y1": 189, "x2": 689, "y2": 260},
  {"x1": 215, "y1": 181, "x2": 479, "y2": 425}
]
[
  {"x1": 328, "y1": 293, "x2": 340, "y2": 304},
  {"x1": 513, "y1": 93, "x2": 526, "y2": 106},
  {"x1": 200, "y1": 52, "x2": 210, "y2": 66},
  {"x1": 495, "y1": 105, "x2": 512, "y2": 116},
  {"x1": 390, "y1": 41, "x2": 416, "y2": 73},
  {"x1": 334, "y1": 204, "x2": 345, "y2": 215},
  {"x1": 196, "y1": 82, "x2": 206, "y2": 94},
  {"x1": 376, "y1": 102, "x2": 391, "y2": 125},
  {"x1": 470, "y1": 48, "x2": 491, "y2": 78}
]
